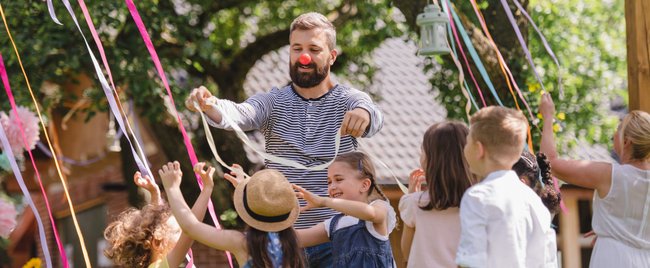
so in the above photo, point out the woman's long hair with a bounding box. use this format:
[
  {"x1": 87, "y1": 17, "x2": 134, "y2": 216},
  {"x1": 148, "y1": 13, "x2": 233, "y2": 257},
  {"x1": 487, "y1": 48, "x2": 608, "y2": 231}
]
[
  {"x1": 245, "y1": 226, "x2": 306, "y2": 268},
  {"x1": 420, "y1": 122, "x2": 475, "y2": 210}
]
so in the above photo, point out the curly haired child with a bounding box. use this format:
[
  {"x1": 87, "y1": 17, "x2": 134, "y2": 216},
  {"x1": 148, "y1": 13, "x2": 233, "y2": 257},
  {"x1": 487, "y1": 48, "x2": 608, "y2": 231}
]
[{"x1": 104, "y1": 162, "x2": 214, "y2": 267}]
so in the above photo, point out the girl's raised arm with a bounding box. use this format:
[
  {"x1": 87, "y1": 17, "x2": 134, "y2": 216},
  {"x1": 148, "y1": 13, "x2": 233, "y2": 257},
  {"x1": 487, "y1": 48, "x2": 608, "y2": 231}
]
[
  {"x1": 166, "y1": 162, "x2": 220, "y2": 266},
  {"x1": 160, "y1": 162, "x2": 248, "y2": 263},
  {"x1": 293, "y1": 184, "x2": 387, "y2": 225}
]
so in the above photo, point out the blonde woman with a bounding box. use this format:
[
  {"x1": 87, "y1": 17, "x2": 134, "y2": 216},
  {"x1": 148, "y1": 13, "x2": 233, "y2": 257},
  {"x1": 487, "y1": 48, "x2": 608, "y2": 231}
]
[{"x1": 540, "y1": 92, "x2": 650, "y2": 267}]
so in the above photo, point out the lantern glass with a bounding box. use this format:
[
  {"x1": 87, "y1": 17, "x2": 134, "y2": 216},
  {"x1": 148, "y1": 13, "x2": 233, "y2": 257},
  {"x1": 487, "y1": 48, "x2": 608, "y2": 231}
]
[
  {"x1": 424, "y1": 26, "x2": 433, "y2": 46},
  {"x1": 416, "y1": 4, "x2": 451, "y2": 56},
  {"x1": 434, "y1": 23, "x2": 447, "y2": 50}
]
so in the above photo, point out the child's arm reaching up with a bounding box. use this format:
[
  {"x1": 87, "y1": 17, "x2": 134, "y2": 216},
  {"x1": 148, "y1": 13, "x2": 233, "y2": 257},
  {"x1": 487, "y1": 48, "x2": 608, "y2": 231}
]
[
  {"x1": 165, "y1": 162, "x2": 216, "y2": 267},
  {"x1": 160, "y1": 162, "x2": 248, "y2": 265},
  {"x1": 293, "y1": 184, "x2": 389, "y2": 236},
  {"x1": 133, "y1": 172, "x2": 161, "y2": 205}
]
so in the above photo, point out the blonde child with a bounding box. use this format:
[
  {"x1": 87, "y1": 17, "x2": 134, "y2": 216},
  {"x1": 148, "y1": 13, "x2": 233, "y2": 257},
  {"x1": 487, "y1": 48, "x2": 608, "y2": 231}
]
[
  {"x1": 103, "y1": 163, "x2": 213, "y2": 267},
  {"x1": 159, "y1": 161, "x2": 306, "y2": 268},
  {"x1": 539, "y1": 93, "x2": 650, "y2": 267},
  {"x1": 292, "y1": 152, "x2": 396, "y2": 268},
  {"x1": 456, "y1": 106, "x2": 553, "y2": 268},
  {"x1": 399, "y1": 122, "x2": 476, "y2": 268}
]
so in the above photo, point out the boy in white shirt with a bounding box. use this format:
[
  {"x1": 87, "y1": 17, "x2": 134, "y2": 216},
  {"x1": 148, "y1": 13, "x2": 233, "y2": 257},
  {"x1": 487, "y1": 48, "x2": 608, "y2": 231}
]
[{"x1": 456, "y1": 106, "x2": 553, "y2": 268}]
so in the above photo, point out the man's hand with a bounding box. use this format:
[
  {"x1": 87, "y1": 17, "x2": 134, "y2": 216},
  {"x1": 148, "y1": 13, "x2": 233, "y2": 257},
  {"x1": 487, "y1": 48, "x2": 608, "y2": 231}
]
[
  {"x1": 159, "y1": 161, "x2": 183, "y2": 190},
  {"x1": 223, "y1": 164, "x2": 246, "y2": 187},
  {"x1": 408, "y1": 169, "x2": 426, "y2": 193},
  {"x1": 185, "y1": 86, "x2": 215, "y2": 112},
  {"x1": 293, "y1": 184, "x2": 326, "y2": 212},
  {"x1": 193, "y1": 162, "x2": 215, "y2": 189},
  {"x1": 341, "y1": 108, "x2": 370, "y2": 138}
]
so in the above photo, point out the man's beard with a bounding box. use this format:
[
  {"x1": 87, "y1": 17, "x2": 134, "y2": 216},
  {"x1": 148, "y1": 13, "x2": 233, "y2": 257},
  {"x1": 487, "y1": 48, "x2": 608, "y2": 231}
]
[{"x1": 289, "y1": 60, "x2": 329, "y2": 88}]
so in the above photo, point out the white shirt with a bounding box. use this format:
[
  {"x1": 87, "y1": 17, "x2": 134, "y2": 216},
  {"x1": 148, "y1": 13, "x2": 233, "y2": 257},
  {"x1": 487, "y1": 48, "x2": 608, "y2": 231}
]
[
  {"x1": 323, "y1": 199, "x2": 397, "y2": 240},
  {"x1": 456, "y1": 170, "x2": 553, "y2": 268}
]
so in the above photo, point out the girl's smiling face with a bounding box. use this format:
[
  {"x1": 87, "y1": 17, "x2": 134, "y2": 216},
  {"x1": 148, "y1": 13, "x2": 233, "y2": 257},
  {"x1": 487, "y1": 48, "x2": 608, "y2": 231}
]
[{"x1": 327, "y1": 161, "x2": 371, "y2": 202}]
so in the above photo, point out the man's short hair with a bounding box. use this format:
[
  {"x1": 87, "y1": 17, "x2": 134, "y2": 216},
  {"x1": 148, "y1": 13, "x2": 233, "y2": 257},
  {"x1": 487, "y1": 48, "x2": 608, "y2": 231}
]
[
  {"x1": 469, "y1": 106, "x2": 529, "y2": 164},
  {"x1": 290, "y1": 12, "x2": 336, "y2": 50}
]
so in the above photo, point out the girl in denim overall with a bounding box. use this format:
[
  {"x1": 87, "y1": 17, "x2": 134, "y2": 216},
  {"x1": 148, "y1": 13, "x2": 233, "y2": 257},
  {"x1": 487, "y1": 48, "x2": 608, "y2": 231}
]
[{"x1": 295, "y1": 152, "x2": 396, "y2": 268}]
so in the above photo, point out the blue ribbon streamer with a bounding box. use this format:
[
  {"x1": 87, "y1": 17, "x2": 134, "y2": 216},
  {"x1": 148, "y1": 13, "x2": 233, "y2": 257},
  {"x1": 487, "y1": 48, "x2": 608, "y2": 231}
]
[
  {"x1": 440, "y1": 1, "x2": 479, "y2": 111},
  {"x1": 446, "y1": 0, "x2": 505, "y2": 106}
]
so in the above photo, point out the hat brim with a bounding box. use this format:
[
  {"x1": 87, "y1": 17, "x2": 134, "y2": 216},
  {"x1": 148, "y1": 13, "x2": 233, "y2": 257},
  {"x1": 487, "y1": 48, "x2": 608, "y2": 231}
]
[{"x1": 233, "y1": 178, "x2": 300, "y2": 232}]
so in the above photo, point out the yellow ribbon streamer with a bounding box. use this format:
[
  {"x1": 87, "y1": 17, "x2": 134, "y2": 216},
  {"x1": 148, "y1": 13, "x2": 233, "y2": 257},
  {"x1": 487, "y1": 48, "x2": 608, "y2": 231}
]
[{"x1": 0, "y1": 4, "x2": 92, "y2": 267}]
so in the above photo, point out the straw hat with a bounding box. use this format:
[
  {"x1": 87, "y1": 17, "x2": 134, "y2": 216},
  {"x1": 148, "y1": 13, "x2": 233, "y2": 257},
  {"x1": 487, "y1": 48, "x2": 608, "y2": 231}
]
[{"x1": 233, "y1": 169, "x2": 299, "y2": 232}]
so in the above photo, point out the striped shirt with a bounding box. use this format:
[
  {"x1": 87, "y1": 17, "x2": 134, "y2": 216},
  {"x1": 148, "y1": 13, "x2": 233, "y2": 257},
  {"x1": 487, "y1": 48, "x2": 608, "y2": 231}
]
[{"x1": 207, "y1": 84, "x2": 383, "y2": 229}]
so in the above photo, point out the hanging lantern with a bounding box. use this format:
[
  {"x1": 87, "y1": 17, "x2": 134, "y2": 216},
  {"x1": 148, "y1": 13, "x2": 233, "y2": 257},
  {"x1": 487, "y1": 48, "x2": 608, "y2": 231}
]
[{"x1": 416, "y1": 3, "x2": 451, "y2": 56}]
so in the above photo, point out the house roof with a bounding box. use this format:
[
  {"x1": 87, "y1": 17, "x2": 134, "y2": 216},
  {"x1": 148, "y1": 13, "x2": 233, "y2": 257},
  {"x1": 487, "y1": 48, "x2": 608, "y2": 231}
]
[{"x1": 242, "y1": 38, "x2": 615, "y2": 185}]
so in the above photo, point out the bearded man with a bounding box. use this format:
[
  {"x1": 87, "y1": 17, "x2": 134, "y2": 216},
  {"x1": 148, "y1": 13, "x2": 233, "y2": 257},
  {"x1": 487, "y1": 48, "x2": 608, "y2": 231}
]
[{"x1": 186, "y1": 12, "x2": 384, "y2": 267}]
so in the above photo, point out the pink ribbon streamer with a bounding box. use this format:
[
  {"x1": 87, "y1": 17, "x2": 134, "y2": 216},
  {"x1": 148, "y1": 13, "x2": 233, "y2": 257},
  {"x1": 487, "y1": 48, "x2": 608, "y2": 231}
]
[
  {"x1": 71, "y1": 0, "x2": 200, "y2": 265},
  {"x1": 123, "y1": 1, "x2": 232, "y2": 266},
  {"x1": 0, "y1": 121, "x2": 53, "y2": 268},
  {"x1": 499, "y1": 0, "x2": 567, "y2": 213},
  {"x1": 445, "y1": 3, "x2": 487, "y2": 107},
  {"x1": 468, "y1": 0, "x2": 535, "y2": 122},
  {"x1": 0, "y1": 53, "x2": 68, "y2": 267}
]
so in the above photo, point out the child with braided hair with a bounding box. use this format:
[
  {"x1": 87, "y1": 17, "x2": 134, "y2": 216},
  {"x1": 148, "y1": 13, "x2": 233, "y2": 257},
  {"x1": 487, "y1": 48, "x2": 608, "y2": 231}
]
[
  {"x1": 512, "y1": 150, "x2": 562, "y2": 267},
  {"x1": 293, "y1": 151, "x2": 396, "y2": 268},
  {"x1": 512, "y1": 150, "x2": 562, "y2": 216}
]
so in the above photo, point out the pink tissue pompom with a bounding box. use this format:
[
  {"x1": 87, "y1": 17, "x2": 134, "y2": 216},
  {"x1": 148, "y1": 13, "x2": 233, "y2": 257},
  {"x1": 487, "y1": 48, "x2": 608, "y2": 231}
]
[
  {"x1": 0, "y1": 106, "x2": 40, "y2": 155},
  {"x1": 0, "y1": 198, "x2": 17, "y2": 238}
]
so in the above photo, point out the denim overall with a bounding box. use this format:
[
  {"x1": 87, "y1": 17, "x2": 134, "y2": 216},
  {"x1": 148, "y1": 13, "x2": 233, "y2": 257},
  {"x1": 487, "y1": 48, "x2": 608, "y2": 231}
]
[{"x1": 329, "y1": 214, "x2": 395, "y2": 268}]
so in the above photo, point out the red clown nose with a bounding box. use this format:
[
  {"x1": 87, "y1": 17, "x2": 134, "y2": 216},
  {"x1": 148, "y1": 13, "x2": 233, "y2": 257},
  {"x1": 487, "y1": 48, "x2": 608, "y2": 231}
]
[{"x1": 299, "y1": 53, "x2": 311, "y2": 65}]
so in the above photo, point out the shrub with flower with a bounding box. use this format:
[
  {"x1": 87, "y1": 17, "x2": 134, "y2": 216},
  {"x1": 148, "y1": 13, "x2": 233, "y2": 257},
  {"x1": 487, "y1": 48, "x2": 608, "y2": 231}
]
[
  {"x1": 0, "y1": 106, "x2": 40, "y2": 263},
  {"x1": 0, "y1": 106, "x2": 40, "y2": 159},
  {"x1": 0, "y1": 196, "x2": 17, "y2": 238}
]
